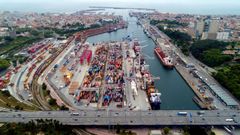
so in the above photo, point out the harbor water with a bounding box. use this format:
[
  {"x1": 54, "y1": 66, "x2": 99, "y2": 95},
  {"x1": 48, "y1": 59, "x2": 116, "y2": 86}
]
[{"x1": 87, "y1": 10, "x2": 199, "y2": 110}]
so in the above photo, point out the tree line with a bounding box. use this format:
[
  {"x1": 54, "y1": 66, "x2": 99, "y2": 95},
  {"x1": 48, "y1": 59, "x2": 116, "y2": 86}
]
[
  {"x1": 190, "y1": 40, "x2": 233, "y2": 67},
  {"x1": 0, "y1": 59, "x2": 10, "y2": 72},
  {"x1": 213, "y1": 64, "x2": 240, "y2": 100},
  {"x1": 0, "y1": 119, "x2": 75, "y2": 135}
]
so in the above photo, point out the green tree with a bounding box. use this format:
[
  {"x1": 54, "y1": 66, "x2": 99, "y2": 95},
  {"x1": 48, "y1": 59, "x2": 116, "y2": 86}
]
[
  {"x1": 14, "y1": 105, "x2": 20, "y2": 110},
  {"x1": 190, "y1": 40, "x2": 233, "y2": 67},
  {"x1": 183, "y1": 132, "x2": 190, "y2": 135},
  {"x1": 213, "y1": 64, "x2": 240, "y2": 100},
  {"x1": 1, "y1": 90, "x2": 11, "y2": 97},
  {"x1": 48, "y1": 98, "x2": 57, "y2": 105},
  {"x1": 0, "y1": 59, "x2": 10, "y2": 71},
  {"x1": 210, "y1": 131, "x2": 216, "y2": 135},
  {"x1": 90, "y1": 24, "x2": 101, "y2": 29},
  {"x1": 201, "y1": 49, "x2": 232, "y2": 67},
  {"x1": 4, "y1": 36, "x2": 14, "y2": 42},
  {"x1": 116, "y1": 124, "x2": 121, "y2": 134},
  {"x1": 30, "y1": 29, "x2": 40, "y2": 36},
  {"x1": 42, "y1": 83, "x2": 47, "y2": 90},
  {"x1": 46, "y1": 90, "x2": 50, "y2": 95},
  {"x1": 163, "y1": 127, "x2": 170, "y2": 135},
  {"x1": 183, "y1": 126, "x2": 189, "y2": 133},
  {"x1": 59, "y1": 105, "x2": 69, "y2": 110},
  {"x1": 150, "y1": 19, "x2": 188, "y2": 27},
  {"x1": 0, "y1": 119, "x2": 74, "y2": 134},
  {"x1": 190, "y1": 39, "x2": 227, "y2": 59}
]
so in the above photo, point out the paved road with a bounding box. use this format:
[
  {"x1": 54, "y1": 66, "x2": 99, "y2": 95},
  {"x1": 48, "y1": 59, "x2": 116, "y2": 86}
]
[
  {"x1": 8, "y1": 65, "x2": 36, "y2": 107},
  {"x1": 42, "y1": 39, "x2": 77, "y2": 109},
  {"x1": 8, "y1": 66, "x2": 28, "y2": 102},
  {"x1": 122, "y1": 42, "x2": 150, "y2": 110},
  {"x1": 0, "y1": 110, "x2": 240, "y2": 126}
]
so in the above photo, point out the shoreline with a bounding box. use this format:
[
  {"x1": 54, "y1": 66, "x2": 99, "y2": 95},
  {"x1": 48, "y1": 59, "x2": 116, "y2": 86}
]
[
  {"x1": 140, "y1": 21, "x2": 210, "y2": 110},
  {"x1": 174, "y1": 65, "x2": 209, "y2": 110}
]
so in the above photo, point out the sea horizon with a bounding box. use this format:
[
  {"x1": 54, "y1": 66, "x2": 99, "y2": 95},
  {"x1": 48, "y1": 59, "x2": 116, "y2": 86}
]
[{"x1": 0, "y1": 1, "x2": 240, "y2": 15}]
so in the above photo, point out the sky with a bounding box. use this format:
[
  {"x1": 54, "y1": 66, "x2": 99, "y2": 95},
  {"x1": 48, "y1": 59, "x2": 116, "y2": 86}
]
[
  {"x1": 1, "y1": 0, "x2": 239, "y2": 5},
  {"x1": 0, "y1": 0, "x2": 240, "y2": 15}
]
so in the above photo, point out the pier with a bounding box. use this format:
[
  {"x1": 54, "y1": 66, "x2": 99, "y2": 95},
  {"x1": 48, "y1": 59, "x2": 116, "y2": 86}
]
[{"x1": 89, "y1": 6, "x2": 156, "y2": 11}]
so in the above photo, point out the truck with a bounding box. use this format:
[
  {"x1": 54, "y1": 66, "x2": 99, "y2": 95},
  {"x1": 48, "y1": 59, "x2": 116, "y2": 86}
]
[
  {"x1": 188, "y1": 113, "x2": 193, "y2": 123},
  {"x1": 71, "y1": 112, "x2": 79, "y2": 116},
  {"x1": 197, "y1": 111, "x2": 205, "y2": 115},
  {"x1": 225, "y1": 119, "x2": 234, "y2": 122},
  {"x1": 177, "y1": 112, "x2": 188, "y2": 116}
]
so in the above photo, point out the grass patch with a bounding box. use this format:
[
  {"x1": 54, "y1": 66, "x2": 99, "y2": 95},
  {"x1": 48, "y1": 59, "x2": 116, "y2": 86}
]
[
  {"x1": 0, "y1": 91, "x2": 38, "y2": 111},
  {"x1": 41, "y1": 90, "x2": 59, "y2": 110},
  {"x1": 0, "y1": 36, "x2": 41, "y2": 56}
]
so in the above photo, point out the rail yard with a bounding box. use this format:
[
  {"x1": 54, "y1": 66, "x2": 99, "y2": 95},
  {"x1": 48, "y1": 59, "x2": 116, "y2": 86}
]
[
  {"x1": 5, "y1": 36, "x2": 161, "y2": 111},
  {"x1": 1, "y1": 18, "x2": 162, "y2": 111},
  {"x1": 2, "y1": 21, "x2": 129, "y2": 110}
]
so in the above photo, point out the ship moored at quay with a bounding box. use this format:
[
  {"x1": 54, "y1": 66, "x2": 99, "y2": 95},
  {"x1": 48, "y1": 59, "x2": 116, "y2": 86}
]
[
  {"x1": 132, "y1": 40, "x2": 161, "y2": 110},
  {"x1": 140, "y1": 22, "x2": 175, "y2": 69},
  {"x1": 154, "y1": 47, "x2": 174, "y2": 69}
]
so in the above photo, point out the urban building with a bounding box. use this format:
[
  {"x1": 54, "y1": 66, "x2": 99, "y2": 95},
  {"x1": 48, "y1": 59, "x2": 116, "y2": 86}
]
[
  {"x1": 208, "y1": 19, "x2": 219, "y2": 33},
  {"x1": 216, "y1": 32, "x2": 229, "y2": 40},
  {"x1": 201, "y1": 32, "x2": 217, "y2": 40},
  {"x1": 195, "y1": 19, "x2": 205, "y2": 37}
]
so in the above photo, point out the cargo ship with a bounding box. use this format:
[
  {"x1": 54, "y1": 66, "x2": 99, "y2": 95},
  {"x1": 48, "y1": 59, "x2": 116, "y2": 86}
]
[
  {"x1": 75, "y1": 21, "x2": 127, "y2": 42},
  {"x1": 132, "y1": 40, "x2": 161, "y2": 110},
  {"x1": 154, "y1": 47, "x2": 174, "y2": 69},
  {"x1": 145, "y1": 79, "x2": 161, "y2": 110}
]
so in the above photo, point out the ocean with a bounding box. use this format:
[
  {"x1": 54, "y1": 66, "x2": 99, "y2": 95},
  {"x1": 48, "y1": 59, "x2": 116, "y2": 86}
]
[{"x1": 0, "y1": 1, "x2": 239, "y2": 15}]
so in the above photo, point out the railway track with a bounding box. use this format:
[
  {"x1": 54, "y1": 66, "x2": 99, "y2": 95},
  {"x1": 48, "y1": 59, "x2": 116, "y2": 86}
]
[
  {"x1": 30, "y1": 36, "x2": 75, "y2": 110},
  {"x1": 72, "y1": 129, "x2": 92, "y2": 135},
  {"x1": 15, "y1": 66, "x2": 41, "y2": 109},
  {"x1": 30, "y1": 24, "x2": 126, "y2": 110},
  {"x1": 31, "y1": 79, "x2": 51, "y2": 110}
]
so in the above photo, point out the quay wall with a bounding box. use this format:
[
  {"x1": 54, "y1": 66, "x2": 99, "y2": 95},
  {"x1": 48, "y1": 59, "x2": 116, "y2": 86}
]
[{"x1": 141, "y1": 22, "x2": 209, "y2": 110}]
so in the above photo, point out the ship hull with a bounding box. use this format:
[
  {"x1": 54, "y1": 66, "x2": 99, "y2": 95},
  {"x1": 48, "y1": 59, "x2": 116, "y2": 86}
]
[
  {"x1": 154, "y1": 48, "x2": 174, "y2": 69},
  {"x1": 150, "y1": 102, "x2": 161, "y2": 110}
]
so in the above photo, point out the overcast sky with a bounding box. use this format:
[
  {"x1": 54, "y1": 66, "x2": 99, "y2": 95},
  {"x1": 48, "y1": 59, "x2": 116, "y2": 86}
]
[
  {"x1": 1, "y1": 0, "x2": 239, "y2": 4},
  {"x1": 0, "y1": 0, "x2": 239, "y2": 14}
]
